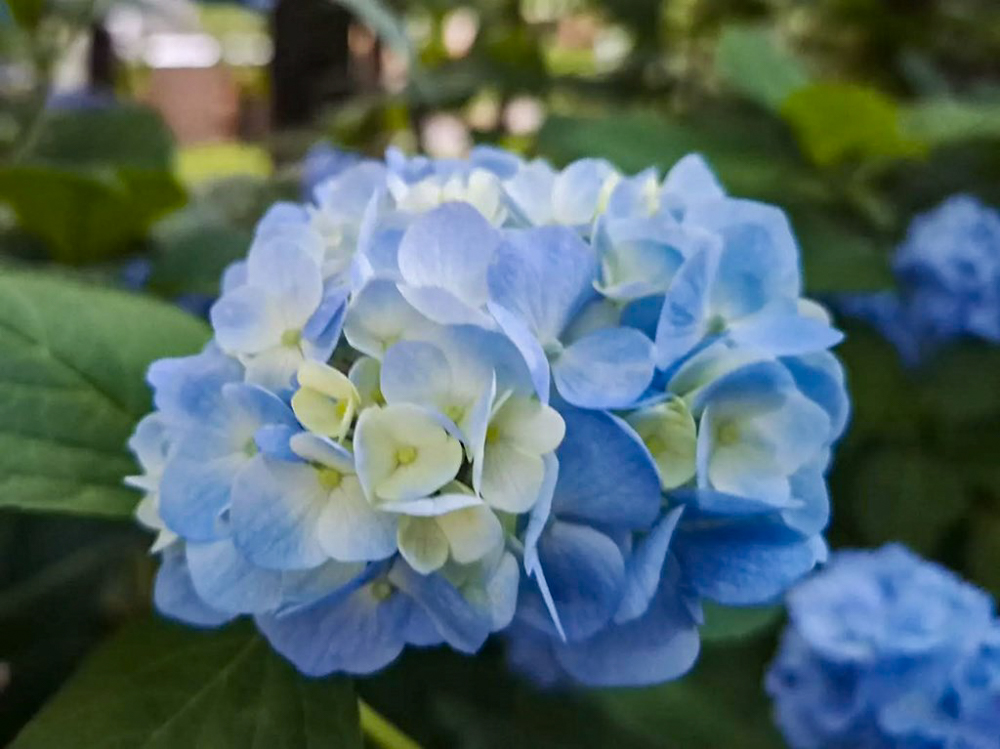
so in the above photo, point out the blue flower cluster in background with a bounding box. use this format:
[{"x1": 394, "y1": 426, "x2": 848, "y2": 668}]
[
  {"x1": 767, "y1": 544, "x2": 1000, "y2": 748},
  {"x1": 840, "y1": 195, "x2": 1000, "y2": 366},
  {"x1": 128, "y1": 145, "x2": 848, "y2": 685}
]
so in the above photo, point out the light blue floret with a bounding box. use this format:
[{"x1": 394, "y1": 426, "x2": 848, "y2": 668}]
[
  {"x1": 767, "y1": 545, "x2": 998, "y2": 749},
  {"x1": 128, "y1": 146, "x2": 850, "y2": 687}
]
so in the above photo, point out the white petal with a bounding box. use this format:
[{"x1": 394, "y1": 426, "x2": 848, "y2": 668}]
[
  {"x1": 316, "y1": 475, "x2": 398, "y2": 561},
  {"x1": 397, "y1": 516, "x2": 449, "y2": 574},
  {"x1": 436, "y1": 505, "x2": 503, "y2": 564}
]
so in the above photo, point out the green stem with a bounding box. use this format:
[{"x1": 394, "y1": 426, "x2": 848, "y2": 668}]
[{"x1": 358, "y1": 699, "x2": 422, "y2": 749}]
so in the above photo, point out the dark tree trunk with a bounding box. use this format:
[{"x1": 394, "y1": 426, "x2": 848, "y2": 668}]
[{"x1": 270, "y1": 0, "x2": 353, "y2": 128}]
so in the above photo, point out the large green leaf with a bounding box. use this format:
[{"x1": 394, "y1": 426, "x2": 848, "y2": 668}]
[
  {"x1": 5, "y1": 0, "x2": 44, "y2": 29},
  {"x1": 782, "y1": 83, "x2": 927, "y2": 167},
  {"x1": 30, "y1": 105, "x2": 176, "y2": 170},
  {"x1": 0, "y1": 165, "x2": 186, "y2": 263},
  {"x1": 11, "y1": 618, "x2": 362, "y2": 749},
  {"x1": 714, "y1": 25, "x2": 810, "y2": 111},
  {"x1": 0, "y1": 271, "x2": 209, "y2": 517},
  {"x1": 0, "y1": 105, "x2": 186, "y2": 263}
]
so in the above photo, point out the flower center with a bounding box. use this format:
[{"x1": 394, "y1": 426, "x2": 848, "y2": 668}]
[
  {"x1": 444, "y1": 403, "x2": 465, "y2": 424},
  {"x1": 645, "y1": 434, "x2": 666, "y2": 455},
  {"x1": 281, "y1": 329, "x2": 302, "y2": 348},
  {"x1": 371, "y1": 580, "x2": 394, "y2": 601},
  {"x1": 318, "y1": 468, "x2": 343, "y2": 490},
  {"x1": 706, "y1": 315, "x2": 728, "y2": 335},
  {"x1": 396, "y1": 445, "x2": 418, "y2": 466},
  {"x1": 717, "y1": 422, "x2": 740, "y2": 446}
]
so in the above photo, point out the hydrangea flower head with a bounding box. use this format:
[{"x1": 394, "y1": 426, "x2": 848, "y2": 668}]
[
  {"x1": 128, "y1": 146, "x2": 848, "y2": 685},
  {"x1": 767, "y1": 544, "x2": 998, "y2": 748},
  {"x1": 841, "y1": 195, "x2": 1000, "y2": 365}
]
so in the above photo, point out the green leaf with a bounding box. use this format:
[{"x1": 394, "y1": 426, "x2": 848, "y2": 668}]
[
  {"x1": 902, "y1": 98, "x2": 1000, "y2": 148},
  {"x1": 852, "y1": 446, "x2": 968, "y2": 554},
  {"x1": 700, "y1": 602, "x2": 782, "y2": 643},
  {"x1": 0, "y1": 270, "x2": 209, "y2": 517},
  {"x1": 31, "y1": 105, "x2": 176, "y2": 170},
  {"x1": 0, "y1": 105, "x2": 185, "y2": 263},
  {"x1": 714, "y1": 24, "x2": 810, "y2": 111},
  {"x1": 5, "y1": 0, "x2": 44, "y2": 29},
  {"x1": 11, "y1": 618, "x2": 362, "y2": 749},
  {"x1": 782, "y1": 83, "x2": 927, "y2": 167},
  {"x1": 0, "y1": 165, "x2": 186, "y2": 263}
]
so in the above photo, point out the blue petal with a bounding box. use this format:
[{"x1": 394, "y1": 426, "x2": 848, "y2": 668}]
[
  {"x1": 521, "y1": 520, "x2": 625, "y2": 641},
  {"x1": 554, "y1": 562, "x2": 700, "y2": 686},
  {"x1": 186, "y1": 538, "x2": 284, "y2": 614},
  {"x1": 654, "y1": 245, "x2": 719, "y2": 369},
  {"x1": 691, "y1": 359, "x2": 795, "y2": 415},
  {"x1": 397, "y1": 203, "x2": 499, "y2": 310},
  {"x1": 783, "y1": 462, "x2": 830, "y2": 537},
  {"x1": 147, "y1": 346, "x2": 242, "y2": 427},
  {"x1": 210, "y1": 285, "x2": 278, "y2": 354},
  {"x1": 302, "y1": 285, "x2": 349, "y2": 351},
  {"x1": 551, "y1": 158, "x2": 618, "y2": 227},
  {"x1": 230, "y1": 457, "x2": 328, "y2": 570},
  {"x1": 388, "y1": 562, "x2": 492, "y2": 653},
  {"x1": 255, "y1": 424, "x2": 301, "y2": 462},
  {"x1": 673, "y1": 519, "x2": 819, "y2": 605},
  {"x1": 380, "y1": 340, "x2": 452, "y2": 407},
  {"x1": 782, "y1": 352, "x2": 850, "y2": 444},
  {"x1": 615, "y1": 505, "x2": 684, "y2": 623},
  {"x1": 159, "y1": 453, "x2": 243, "y2": 542},
  {"x1": 314, "y1": 161, "x2": 387, "y2": 219},
  {"x1": 552, "y1": 327, "x2": 654, "y2": 409},
  {"x1": 661, "y1": 154, "x2": 724, "y2": 207},
  {"x1": 504, "y1": 159, "x2": 556, "y2": 226},
  {"x1": 552, "y1": 406, "x2": 661, "y2": 529},
  {"x1": 256, "y1": 202, "x2": 308, "y2": 233},
  {"x1": 621, "y1": 294, "x2": 665, "y2": 339},
  {"x1": 487, "y1": 301, "x2": 550, "y2": 403},
  {"x1": 154, "y1": 546, "x2": 234, "y2": 628},
  {"x1": 686, "y1": 198, "x2": 801, "y2": 318},
  {"x1": 257, "y1": 578, "x2": 412, "y2": 676},
  {"x1": 728, "y1": 307, "x2": 843, "y2": 357},
  {"x1": 224, "y1": 382, "x2": 297, "y2": 429},
  {"x1": 487, "y1": 226, "x2": 597, "y2": 344},
  {"x1": 670, "y1": 487, "x2": 799, "y2": 517},
  {"x1": 397, "y1": 284, "x2": 495, "y2": 328}
]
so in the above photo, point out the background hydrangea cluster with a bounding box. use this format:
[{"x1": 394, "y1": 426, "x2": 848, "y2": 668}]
[
  {"x1": 767, "y1": 545, "x2": 1000, "y2": 749},
  {"x1": 840, "y1": 195, "x2": 1000, "y2": 366},
  {"x1": 128, "y1": 146, "x2": 849, "y2": 685}
]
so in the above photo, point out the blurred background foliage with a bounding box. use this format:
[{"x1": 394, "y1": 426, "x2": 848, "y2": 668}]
[{"x1": 1, "y1": 0, "x2": 999, "y2": 747}]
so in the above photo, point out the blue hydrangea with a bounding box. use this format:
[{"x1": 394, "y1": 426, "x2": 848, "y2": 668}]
[
  {"x1": 766, "y1": 544, "x2": 999, "y2": 748},
  {"x1": 840, "y1": 195, "x2": 1000, "y2": 365},
  {"x1": 301, "y1": 143, "x2": 362, "y2": 202},
  {"x1": 128, "y1": 147, "x2": 848, "y2": 684}
]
